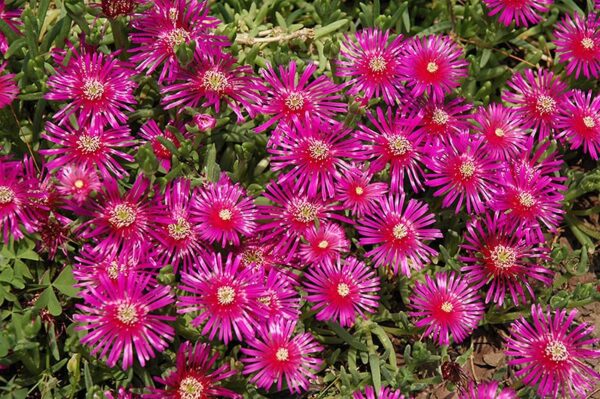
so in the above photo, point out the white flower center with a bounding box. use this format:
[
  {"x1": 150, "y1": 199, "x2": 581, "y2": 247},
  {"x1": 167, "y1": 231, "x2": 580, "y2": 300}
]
[
  {"x1": 440, "y1": 301, "x2": 454, "y2": 312},
  {"x1": 459, "y1": 159, "x2": 476, "y2": 178},
  {"x1": 490, "y1": 245, "x2": 517, "y2": 270},
  {"x1": 355, "y1": 186, "x2": 364, "y2": 195},
  {"x1": 581, "y1": 37, "x2": 594, "y2": 50},
  {"x1": 369, "y1": 55, "x2": 387, "y2": 72},
  {"x1": 166, "y1": 28, "x2": 190, "y2": 48},
  {"x1": 178, "y1": 376, "x2": 204, "y2": 399},
  {"x1": 518, "y1": 192, "x2": 536, "y2": 208},
  {"x1": 308, "y1": 139, "x2": 330, "y2": 161},
  {"x1": 545, "y1": 340, "x2": 569, "y2": 362},
  {"x1": 116, "y1": 303, "x2": 139, "y2": 325},
  {"x1": 290, "y1": 200, "x2": 318, "y2": 224},
  {"x1": 218, "y1": 209, "x2": 232, "y2": 221},
  {"x1": 77, "y1": 134, "x2": 101, "y2": 154},
  {"x1": 387, "y1": 135, "x2": 412, "y2": 156},
  {"x1": 337, "y1": 282, "x2": 350, "y2": 297},
  {"x1": 202, "y1": 70, "x2": 229, "y2": 92},
  {"x1": 258, "y1": 295, "x2": 272, "y2": 307},
  {"x1": 217, "y1": 286, "x2": 235, "y2": 305},
  {"x1": 167, "y1": 217, "x2": 192, "y2": 240},
  {"x1": 536, "y1": 95, "x2": 556, "y2": 115},
  {"x1": 285, "y1": 92, "x2": 305, "y2": 111},
  {"x1": 494, "y1": 128, "x2": 505, "y2": 137},
  {"x1": 108, "y1": 203, "x2": 137, "y2": 228},
  {"x1": 276, "y1": 347, "x2": 289, "y2": 361},
  {"x1": 82, "y1": 79, "x2": 105, "y2": 101},
  {"x1": 0, "y1": 186, "x2": 15, "y2": 204},
  {"x1": 74, "y1": 179, "x2": 85, "y2": 189},
  {"x1": 393, "y1": 222, "x2": 408, "y2": 240},
  {"x1": 318, "y1": 240, "x2": 329, "y2": 249},
  {"x1": 107, "y1": 261, "x2": 124, "y2": 280},
  {"x1": 432, "y1": 108, "x2": 449, "y2": 125},
  {"x1": 583, "y1": 116, "x2": 596, "y2": 128},
  {"x1": 426, "y1": 61, "x2": 439, "y2": 73}
]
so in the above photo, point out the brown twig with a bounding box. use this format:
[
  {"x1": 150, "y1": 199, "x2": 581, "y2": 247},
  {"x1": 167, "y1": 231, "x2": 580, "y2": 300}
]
[{"x1": 235, "y1": 28, "x2": 315, "y2": 45}]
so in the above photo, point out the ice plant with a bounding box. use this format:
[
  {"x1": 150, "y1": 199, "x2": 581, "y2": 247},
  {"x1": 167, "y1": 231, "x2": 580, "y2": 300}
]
[
  {"x1": 409, "y1": 272, "x2": 484, "y2": 345},
  {"x1": 298, "y1": 223, "x2": 349, "y2": 267},
  {"x1": 556, "y1": 89, "x2": 600, "y2": 160},
  {"x1": 255, "y1": 61, "x2": 346, "y2": 132},
  {"x1": 130, "y1": 0, "x2": 222, "y2": 83},
  {"x1": 41, "y1": 122, "x2": 136, "y2": 179},
  {"x1": 191, "y1": 175, "x2": 257, "y2": 247},
  {"x1": 505, "y1": 305, "x2": 600, "y2": 398},
  {"x1": 46, "y1": 44, "x2": 137, "y2": 130},
  {"x1": 74, "y1": 273, "x2": 175, "y2": 370},
  {"x1": 0, "y1": 62, "x2": 18, "y2": 109},
  {"x1": 139, "y1": 120, "x2": 182, "y2": 171},
  {"x1": 0, "y1": 1, "x2": 21, "y2": 54},
  {"x1": 335, "y1": 167, "x2": 388, "y2": 217},
  {"x1": 458, "y1": 381, "x2": 517, "y2": 399},
  {"x1": 353, "y1": 386, "x2": 406, "y2": 399},
  {"x1": 482, "y1": 0, "x2": 552, "y2": 27},
  {"x1": 303, "y1": 257, "x2": 380, "y2": 327},
  {"x1": 357, "y1": 107, "x2": 426, "y2": 192},
  {"x1": 237, "y1": 236, "x2": 282, "y2": 273},
  {"x1": 241, "y1": 319, "x2": 323, "y2": 394},
  {"x1": 144, "y1": 341, "x2": 241, "y2": 399},
  {"x1": 100, "y1": 0, "x2": 136, "y2": 18},
  {"x1": 502, "y1": 68, "x2": 568, "y2": 139},
  {"x1": 399, "y1": 35, "x2": 468, "y2": 99},
  {"x1": 553, "y1": 12, "x2": 600, "y2": 79},
  {"x1": 255, "y1": 268, "x2": 301, "y2": 323},
  {"x1": 471, "y1": 103, "x2": 526, "y2": 161},
  {"x1": 412, "y1": 96, "x2": 472, "y2": 145},
  {"x1": 161, "y1": 45, "x2": 260, "y2": 121},
  {"x1": 460, "y1": 213, "x2": 553, "y2": 306},
  {"x1": 337, "y1": 28, "x2": 405, "y2": 105},
  {"x1": 177, "y1": 252, "x2": 262, "y2": 344},
  {"x1": 56, "y1": 164, "x2": 102, "y2": 205},
  {"x1": 269, "y1": 118, "x2": 363, "y2": 199},
  {"x1": 425, "y1": 132, "x2": 500, "y2": 214},
  {"x1": 356, "y1": 193, "x2": 442, "y2": 276}
]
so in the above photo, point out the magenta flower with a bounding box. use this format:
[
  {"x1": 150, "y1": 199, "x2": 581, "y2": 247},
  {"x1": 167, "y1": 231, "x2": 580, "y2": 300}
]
[
  {"x1": 399, "y1": 35, "x2": 468, "y2": 100},
  {"x1": 353, "y1": 386, "x2": 406, "y2": 399},
  {"x1": 130, "y1": 0, "x2": 222, "y2": 83},
  {"x1": 46, "y1": 44, "x2": 137, "y2": 130},
  {"x1": 193, "y1": 113, "x2": 216, "y2": 131},
  {"x1": 255, "y1": 268, "x2": 301, "y2": 323},
  {"x1": 41, "y1": 122, "x2": 136, "y2": 179},
  {"x1": 304, "y1": 257, "x2": 380, "y2": 327},
  {"x1": 357, "y1": 107, "x2": 426, "y2": 192},
  {"x1": 458, "y1": 381, "x2": 517, "y2": 399},
  {"x1": 237, "y1": 236, "x2": 282, "y2": 273},
  {"x1": 482, "y1": 0, "x2": 552, "y2": 26},
  {"x1": 412, "y1": 96, "x2": 472, "y2": 145},
  {"x1": 357, "y1": 193, "x2": 442, "y2": 276},
  {"x1": 161, "y1": 45, "x2": 260, "y2": 121},
  {"x1": 554, "y1": 12, "x2": 600, "y2": 79},
  {"x1": 139, "y1": 120, "x2": 184, "y2": 171},
  {"x1": 241, "y1": 319, "x2": 323, "y2": 394},
  {"x1": 425, "y1": 132, "x2": 500, "y2": 214},
  {"x1": 460, "y1": 213, "x2": 553, "y2": 306},
  {"x1": 0, "y1": 62, "x2": 18, "y2": 109},
  {"x1": 191, "y1": 175, "x2": 257, "y2": 247},
  {"x1": 471, "y1": 103, "x2": 526, "y2": 161},
  {"x1": 255, "y1": 61, "x2": 346, "y2": 132},
  {"x1": 269, "y1": 118, "x2": 363, "y2": 199},
  {"x1": 409, "y1": 272, "x2": 484, "y2": 345},
  {"x1": 0, "y1": 1, "x2": 21, "y2": 54},
  {"x1": 56, "y1": 164, "x2": 102, "y2": 205},
  {"x1": 505, "y1": 305, "x2": 600, "y2": 398},
  {"x1": 556, "y1": 90, "x2": 600, "y2": 160},
  {"x1": 178, "y1": 252, "x2": 262, "y2": 344},
  {"x1": 99, "y1": 0, "x2": 137, "y2": 19},
  {"x1": 335, "y1": 167, "x2": 388, "y2": 217},
  {"x1": 104, "y1": 387, "x2": 133, "y2": 399},
  {"x1": 299, "y1": 223, "x2": 349, "y2": 267},
  {"x1": 74, "y1": 273, "x2": 175, "y2": 370},
  {"x1": 144, "y1": 341, "x2": 241, "y2": 399},
  {"x1": 151, "y1": 179, "x2": 205, "y2": 272},
  {"x1": 78, "y1": 175, "x2": 155, "y2": 254},
  {"x1": 337, "y1": 28, "x2": 404, "y2": 105},
  {"x1": 502, "y1": 68, "x2": 568, "y2": 140}
]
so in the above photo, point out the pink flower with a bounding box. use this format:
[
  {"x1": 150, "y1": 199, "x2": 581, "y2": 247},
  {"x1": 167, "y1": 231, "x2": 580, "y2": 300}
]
[
  {"x1": 46, "y1": 44, "x2": 137, "y2": 130},
  {"x1": 56, "y1": 164, "x2": 101, "y2": 205},
  {"x1": 139, "y1": 119, "x2": 182, "y2": 171},
  {"x1": 144, "y1": 341, "x2": 241, "y2": 399},
  {"x1": 471, "y1": 103, "x2": 526, "y2": 161},
  {"x1": 399, "y1": 35, "x2": 468, "y2": 100},
  {"x1": 304, "y1": 257, "x2": 380, "y2": 327},
  {"x1": 357, "y1": 107, "x2": 426, "y2": 192},
  {"x1": 412, "y1": 96, "x2": 472, "y2": 145},
  {"x1": 161, "y1": 45, "x2": 260, "y2": 121},
  {"x1": 356, "y1": 193, "x2": 442, "y2": 276},
  {"x1": 299, "y1": 223, "x2": 349, "y2": 267},
  {"x1": 482, "y1": 0, "x2": 552, "y2": 26},
  {"x1": 556, "y1": 90, "x2": 600, "y2": 160},
  {"x1": 554, "y1": 12, "x2": 600, "y2": 79},
  {"x1": 99, "y1": 0, "x2": 137, "y2": 19},
  {"x1": 425, "y1": 132, "x2": 500, "y2": 214},
  {"x1": 191, "y1": 175, "x2": 257, "y2": 247},
  {"x1": 74, "y1": 273, "x2": 175, "y2": 370},
  {"x1": 177, "y1": 252, "x2": 262, "y2": 343},
  {"x1": 269, "y1": 118, "x2": 364, "y2": 199},
  {"x1": 502, "y1": 68, "x2": 568, "y2": 140},
  {"x1": 458, "y1": 381, "x2": 517, "y2": 399},
  {"x1": 237, "y1": 236, "x2": 282, "y2": 273},
  {"x1": 130, "y1": 0, "x2": 223, "y2": 83},
  {"x1": 0, "y1": 62, "x2": 18, "y2": 109},
  {"x1": 353, "y1": 386, "x2": 406, "y2": 399},
  {"x1": 241, "y1": 319, "x2": 323, "y2": 394},
  {"x1": 335, "y1": 167, "x2": 388, "y2": 217},
  {"x1": 41, "y1": 122, "x2": 136, "y2": 179},
  {"x1": 460, "y1": 213, "x2": 553, "y2": 306},
  {"x1": 193, "y1": 113, "x2": 216, "y2": 131},
  {"x1": 337, "y1": 28, "x2": 405, "y2": 105},
  {"x1": 255, "y1": 61, "x2": 346, "y2": 132},
  {"x1": 505, "y1": 305, "x2": 600, "y2": 398},
  {"x1": 409, "y1": 272, "x2": 484, "y2": 345},
  {"x1": 255, "y1": 268, "x2": 301, "y2": 323},
  {"x1": 0, "y1": 1, "x2": 21, "y2": 54}
]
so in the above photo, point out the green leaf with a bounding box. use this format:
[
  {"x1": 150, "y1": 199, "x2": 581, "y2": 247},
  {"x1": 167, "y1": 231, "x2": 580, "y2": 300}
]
[
  {"x1": 480, "y1": 49, "x2": 492, "y2": 68},
  {"x1": 53, "y1": 265, "x2": 79, "y2": 298},
  {"x1": 36, "y1": 287, "x2": 62, "y2": 316},
  {"x1": 314, "y1": 19, "x2": 348, "y2": 39},
  {"x1": 326, "y1": 322, "x2": 368, "y2": 351},
  {"x1": 369, "y1": 353, "x2": 381, "y2": 393}
]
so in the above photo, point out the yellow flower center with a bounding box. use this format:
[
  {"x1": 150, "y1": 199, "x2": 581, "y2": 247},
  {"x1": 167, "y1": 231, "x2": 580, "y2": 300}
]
[
  {"x1": 116, "y1": 303, "x2": 138, "y2": 325},
  {"x1": 318, "y1": 240, "x2": 329, "y2": 249},
  {"x1": 494, "y1": 128, "x2": 505, "y2": 137},
  {"x1": 387, "y1": 135, "x2": 412, "y2": 156},
  {"x1": 0, "y1": 186, "x2": 15, "y2": 204},
  {"x1": 167, "y1": 217, "x2": 192, "y2": 240},
  {"x1": 217, "y1": 286, "x2": 235, "y2": 305},
  {"x1": 393, "y1": 222, "x2": 408, "y2": 240},
  {"x1": 241, "y1": 249, "x2": 265, "y2": 267},
  {"x1": 178, "y1": 376, "x2": 204, "y2": 399},
  {"x1": 77, "y1": 134, "x2": 101, "y2": 154},
  {"x1": 583, "y1": 116, "x2": 596, "y2": 128},
  {"x1": 308, "y1": 139, "x2": 330, "y2": 161},
  {"x1": 74, "y1": 179, "x2": 85, "y2": 189},
  {"x1": 168, "y1": 7, "x2": 178, "y2": 22},
  {"x1": 490, "y1": 245, "x2": 517, "y2": 270},
  {"x1": 440, "y1": 301, "x2": 454, "y2": 313},
  {"x1": 459, "y1": 160, "x2": 476, "y2": 178},
  {"x1": 202, "y1": 70, "x2": 229, "y2": 92},
  {"x1": 258, "y1": 295, "x2": 272, "y2": 307},
  {"x1": 536, "y1": 95, "x2": 556, "y2": 115},
  {"x1": 107, "y1": 261, "x2": 124, "y2": 280},
  {"x1": 166, "y1": 28, "x2": 190, "y2": 48},
  {"x1": 432, "y1": 108, "x2": 449, "y2": 125},
  {"x1": 518, "y1": 192, "x2": 535, "y2": 208},
  {"x1": 276, "y1": 347, "x2": 289, "y2": 361},
  {"x1": 355, "y1": 186, "x2": 364, "y2": 195},
  {"x1": 219, "y1": 209, "x2": 232, "y2": 221},
  {"x1": 581, "y1": 37, "x2": 594, "y2": 50},
  {"x1": 82, "y1": 79, "x2": 105, "y2": 101},
  {"x1": 369, "y1": 55, "x2": 387, "y2": 72},
  {"x1": 291, "y1": 200, "x2": 318, "y2": 224},
  {"x1": 545, "y1": 340, "x2": 568, "y2": 362},
  {"x1": 426, "y1": 61, "x2": 439, "y2": 73},
  {"x1": 337, "y1": 282, "x2": 350, "y2": 297},
  {"x1": 108, "y1": 204, "x2": 137, "y2": 228},
  {"x1": 285, "y1": 92, "x2": 305, "y2": 111}
]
